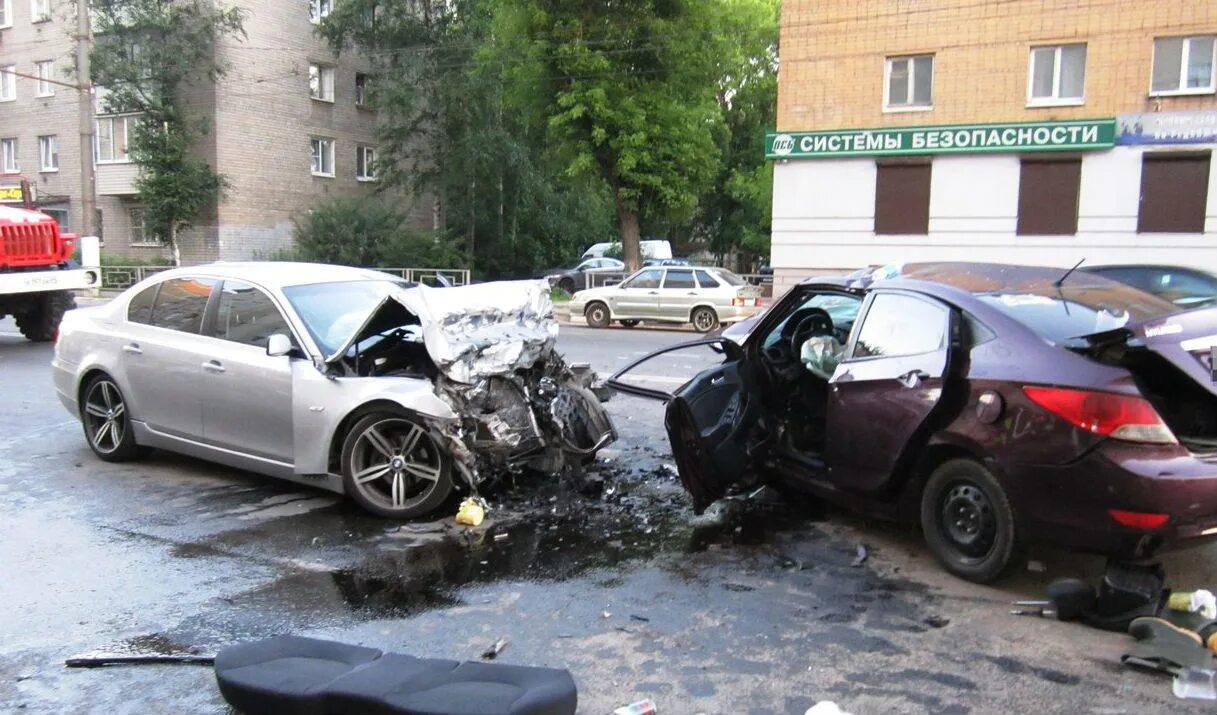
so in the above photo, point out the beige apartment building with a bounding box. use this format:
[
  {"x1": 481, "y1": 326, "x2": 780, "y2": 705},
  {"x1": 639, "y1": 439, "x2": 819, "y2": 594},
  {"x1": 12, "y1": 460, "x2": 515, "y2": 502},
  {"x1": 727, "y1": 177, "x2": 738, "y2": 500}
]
[
  {"x1": 0, "y1": 0, "x2": 421, "y2": 262},
  {"x1": 769, "y1": 1, "x2": 1217, "y2": 291}
]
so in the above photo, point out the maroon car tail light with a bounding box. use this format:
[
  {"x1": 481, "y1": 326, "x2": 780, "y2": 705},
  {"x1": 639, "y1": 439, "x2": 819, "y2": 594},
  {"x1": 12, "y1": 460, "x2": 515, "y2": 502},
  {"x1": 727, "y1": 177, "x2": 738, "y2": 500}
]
[
  {"x1": 1022, "y1": 386, "x2": 1178, "y2": 445},
  {"x1": 1108, "y1": 509, "x2": 1170, "y2": 530}
]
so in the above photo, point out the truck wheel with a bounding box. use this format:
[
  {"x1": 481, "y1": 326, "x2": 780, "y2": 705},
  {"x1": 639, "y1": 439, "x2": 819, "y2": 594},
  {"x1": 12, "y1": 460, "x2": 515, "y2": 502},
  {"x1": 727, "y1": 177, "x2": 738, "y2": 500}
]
[{"x1": 16, "y1": 291, "x2": 75, "y2": 342}]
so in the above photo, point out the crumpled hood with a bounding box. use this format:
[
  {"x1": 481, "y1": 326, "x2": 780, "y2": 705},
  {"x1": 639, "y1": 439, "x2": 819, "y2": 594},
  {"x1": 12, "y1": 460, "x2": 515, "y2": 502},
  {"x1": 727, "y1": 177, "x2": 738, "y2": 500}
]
[{"x1": 325, "y1": 279, "x2": 559, "y2": 384}]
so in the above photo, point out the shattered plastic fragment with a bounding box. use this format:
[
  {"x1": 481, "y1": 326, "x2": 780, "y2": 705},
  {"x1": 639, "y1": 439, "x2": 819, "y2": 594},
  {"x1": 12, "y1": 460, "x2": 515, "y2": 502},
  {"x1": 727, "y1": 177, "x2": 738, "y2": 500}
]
[
  {"x1": 613, "y1": 699, "x2": 658, "y2": 715},
  {"x1": 851, "y1": 543, "x2": 868, "y2": 567},
  {"x1": 455, "y1": 497, "x2": 487, "y2": 527},
  {"x1": 1174, "y1": 668, "x2": 1217, "y2": 700},
  {"x1": 1168, "y1": 590, "x2": 1217, "y2": 620},
  {"x1": 805, "y1": 702, "x2": 854, "y2": 715},
  {"x1": 481, "y1": 637, "x2": 510, "y2": 660}
]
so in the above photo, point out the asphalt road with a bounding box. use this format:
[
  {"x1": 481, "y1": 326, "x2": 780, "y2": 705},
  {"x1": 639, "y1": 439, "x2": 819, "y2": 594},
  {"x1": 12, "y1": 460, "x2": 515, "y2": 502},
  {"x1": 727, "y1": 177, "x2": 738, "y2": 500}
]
[{"x1": 1, "y1": 317, "x2": 1215, "y2": 714}]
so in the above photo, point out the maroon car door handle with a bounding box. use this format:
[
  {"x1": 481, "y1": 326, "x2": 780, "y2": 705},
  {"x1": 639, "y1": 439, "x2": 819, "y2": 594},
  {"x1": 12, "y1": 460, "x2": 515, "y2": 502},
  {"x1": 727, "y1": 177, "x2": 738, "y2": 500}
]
[{"x1": 898, "y1": 369, "x2": 929, "y2": 388}]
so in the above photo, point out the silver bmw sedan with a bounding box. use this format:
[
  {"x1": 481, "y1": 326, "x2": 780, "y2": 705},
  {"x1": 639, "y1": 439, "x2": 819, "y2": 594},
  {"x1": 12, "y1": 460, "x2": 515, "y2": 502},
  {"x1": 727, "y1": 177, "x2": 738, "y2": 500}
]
[{"x1": 52, "y1": 262, "x2": 615, "y2": 518}]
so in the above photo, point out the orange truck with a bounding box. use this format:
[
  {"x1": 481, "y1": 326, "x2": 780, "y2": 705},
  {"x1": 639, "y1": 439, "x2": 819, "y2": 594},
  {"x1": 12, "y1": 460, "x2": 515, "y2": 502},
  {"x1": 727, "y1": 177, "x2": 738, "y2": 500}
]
[{"x1": 0, "y1": 180, "x2": 101, "y2": 341}]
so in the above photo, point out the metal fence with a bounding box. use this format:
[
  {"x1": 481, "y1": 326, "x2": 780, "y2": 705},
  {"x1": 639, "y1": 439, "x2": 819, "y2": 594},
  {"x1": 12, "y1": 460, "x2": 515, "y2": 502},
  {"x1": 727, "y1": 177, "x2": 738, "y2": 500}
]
[{"x1": 98, "y1": 265, "x2": 472, "y2": 291}]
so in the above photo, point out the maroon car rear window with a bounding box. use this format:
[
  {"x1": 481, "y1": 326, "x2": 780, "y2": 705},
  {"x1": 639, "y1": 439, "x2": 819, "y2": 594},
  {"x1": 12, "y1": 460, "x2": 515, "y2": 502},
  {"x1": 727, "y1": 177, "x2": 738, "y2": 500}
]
[{"x1": 976, "y1": 286, "x2": 1177, "y2": 342}]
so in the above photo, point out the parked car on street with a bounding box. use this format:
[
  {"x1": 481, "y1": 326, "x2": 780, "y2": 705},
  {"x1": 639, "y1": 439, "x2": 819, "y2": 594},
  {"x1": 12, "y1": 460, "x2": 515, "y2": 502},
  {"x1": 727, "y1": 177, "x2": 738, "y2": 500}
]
[
  {"x1": 610, "y1": 262, "x2": 1217, "y2": 582},
  {"x1": 582, "y1": 239, "x2": 673, "y2": 261},
  {"x1": 53, "y1": 263, "x2": 615, "y2": 519},
  {"x1": 1083, "y1": 264, "x2": 1217, "y2": 310},
  {"x1": 570, "y1": 266, "x2": 763, "y2": 332},
  {"x1": 539, "y1": 257, "x2": 625, "y2": 294}
]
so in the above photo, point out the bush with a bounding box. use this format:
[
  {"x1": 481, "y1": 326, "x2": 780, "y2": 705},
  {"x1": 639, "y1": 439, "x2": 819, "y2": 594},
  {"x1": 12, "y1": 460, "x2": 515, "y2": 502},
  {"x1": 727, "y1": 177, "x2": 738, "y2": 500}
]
[{"x1": 292, "y1": 197, "x2": 467, "y2": 269}]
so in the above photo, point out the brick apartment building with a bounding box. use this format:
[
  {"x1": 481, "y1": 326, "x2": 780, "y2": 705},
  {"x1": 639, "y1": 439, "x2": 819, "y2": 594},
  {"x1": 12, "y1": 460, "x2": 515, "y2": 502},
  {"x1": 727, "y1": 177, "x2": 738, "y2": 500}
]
[
  {"x1": 0, "y1": 0, "x2": 427, "y2": 263},
  {"x1": 768, "y1": 0, "x2": 1217, "y2": 292}
]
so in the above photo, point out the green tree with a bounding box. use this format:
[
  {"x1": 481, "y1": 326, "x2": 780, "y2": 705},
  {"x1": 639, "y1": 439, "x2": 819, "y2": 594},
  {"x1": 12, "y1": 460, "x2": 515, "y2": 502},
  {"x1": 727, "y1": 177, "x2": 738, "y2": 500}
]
[
  {"x1": 89, "y1": 0, "x2": 245, "y2": 265},
  {"x1": 319, "y1": 0, "x2": 614, "y2": 279},
  {"x1": 695, "y1": 1, "x2": 778, "y2": 270},
  {"x1": 292, "y1": 197, "x2": 468, "y2": 268},
  {"x1": 496, "y1": 0, "x2": 773, "y2": 271}
]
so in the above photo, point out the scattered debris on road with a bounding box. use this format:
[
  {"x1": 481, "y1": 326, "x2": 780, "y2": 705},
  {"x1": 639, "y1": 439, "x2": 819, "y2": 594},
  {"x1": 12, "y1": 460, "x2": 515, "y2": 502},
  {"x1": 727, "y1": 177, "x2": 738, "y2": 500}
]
[
  {"x1": 851, "y1": 543, "x2": 868, "y2": 567},
  {"x1": 481, "y1": 636, "x2": 510, "y2": 660}
]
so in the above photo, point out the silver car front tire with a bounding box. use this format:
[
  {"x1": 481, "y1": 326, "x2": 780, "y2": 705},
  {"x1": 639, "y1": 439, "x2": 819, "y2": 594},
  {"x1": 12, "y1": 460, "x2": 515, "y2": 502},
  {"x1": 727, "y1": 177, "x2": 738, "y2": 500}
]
[
  {"x1": 80, "y1": 374, "x2": 142, "y2": 462},
  {"x1": 341, "y1": 412, "x2": 454, "y2": 519}
]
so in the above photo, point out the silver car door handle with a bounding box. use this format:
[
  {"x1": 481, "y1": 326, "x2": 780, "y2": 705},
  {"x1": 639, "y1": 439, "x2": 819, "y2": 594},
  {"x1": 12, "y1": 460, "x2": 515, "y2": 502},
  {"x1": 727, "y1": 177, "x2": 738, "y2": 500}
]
[
  {"x1": 202, "y1": 360, "x2": 226, "y2": 374},
  {"x1": 687, "y1": 292, "x2": 698, "y2": 295},
  {"x1": 648, "y1": 291, "x2": 659, "y2": 295},
  {"x1": 122, "y1": 343, "x2": 142, "y2": 355}
]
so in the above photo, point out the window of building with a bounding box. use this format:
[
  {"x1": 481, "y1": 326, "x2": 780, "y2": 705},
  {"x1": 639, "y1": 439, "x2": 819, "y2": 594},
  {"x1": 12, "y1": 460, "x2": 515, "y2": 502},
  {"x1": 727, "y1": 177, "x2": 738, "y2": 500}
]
[
  {"x1": 30, "y1": 0, "x2": 50, "y2": 22},
  {"x1": 1, "y1": 138, "x2": 18, "y2": 173},
  {"x1": 35, "y1": 60, "x2": 54, "y2": 97},
  {"x1": 1028, "y1": 44, "x2": 1086, "y2": 105},
  {"x1": 95, "y1": 115, "x2": 133, "y2": 163},
  {"x1": 311, "y1": 137, "x2": 335, "y2": 177},
  {"x1": 1017, "y1": 158, "x2": 1081, "y2": 235},
  {"x1": 0, "y1": 0, "x2": 10, "y2": 28},
  {"x1": 885, "y1": 55, "x2": 933, "y2": 110},
  {"x1": 874, "y1": 162, "x2": 931, "y2": 235},
  {"x1": 1152, "y1": 36, "x2": 1216, "y2": 95},
  {"x1": 355, "y1": 73, "x2": 371, "y2": 107},
  {"x1": 128, "y1": 206, "x2": 163, "y2": 246},
  {"x1": 213, "y1": 280, "x2": 292, "y2": 349},
  {"x1": 309, "y1": 64, "x2": 335, "y2": 102},
  {"x1": 1137, "y1": 152, "x2": 1211, "y2": 234},
  {"x1": 150, "y1": 277, "x2": 216, "y2": 333},
  {"x1": 309, "y1": 0, "x2": 331, "y2": 23},
  {"x1": 356, "y1": 144, "x2": 377, "y2": 181},
  {"x1": 0, "y1": 66, "x2": 15, "y2": 102},
  {"x1": 38, "y1": 135, "x2": 57, "y2": 172}
]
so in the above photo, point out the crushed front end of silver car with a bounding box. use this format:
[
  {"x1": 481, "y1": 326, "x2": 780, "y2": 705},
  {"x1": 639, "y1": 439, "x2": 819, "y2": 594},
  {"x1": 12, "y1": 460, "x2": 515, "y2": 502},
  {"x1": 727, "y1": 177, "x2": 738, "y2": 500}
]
[{"x1": 326, "y1": 280, "x2": 615, "y2": 487}]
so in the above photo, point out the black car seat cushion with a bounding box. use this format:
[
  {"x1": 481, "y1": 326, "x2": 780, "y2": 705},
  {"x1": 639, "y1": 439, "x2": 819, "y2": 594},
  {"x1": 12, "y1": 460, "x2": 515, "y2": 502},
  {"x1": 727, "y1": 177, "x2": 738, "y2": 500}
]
[{"x1": 214, "y1": 636, "x2": 577, "y2": 715}]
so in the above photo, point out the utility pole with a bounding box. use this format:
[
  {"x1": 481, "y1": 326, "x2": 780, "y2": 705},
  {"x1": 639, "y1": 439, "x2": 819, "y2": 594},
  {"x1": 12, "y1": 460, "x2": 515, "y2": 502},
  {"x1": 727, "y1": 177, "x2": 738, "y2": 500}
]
[{"x1": 75, "y1": 0, "x2": 95, "y2": 237}]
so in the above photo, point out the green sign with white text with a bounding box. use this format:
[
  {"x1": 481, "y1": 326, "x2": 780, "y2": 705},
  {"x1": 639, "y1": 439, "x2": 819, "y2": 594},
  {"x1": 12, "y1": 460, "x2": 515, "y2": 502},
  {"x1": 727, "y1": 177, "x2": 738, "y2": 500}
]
[{"x1": 765, "y1": 119, "x2": 1116, "y2": 159}]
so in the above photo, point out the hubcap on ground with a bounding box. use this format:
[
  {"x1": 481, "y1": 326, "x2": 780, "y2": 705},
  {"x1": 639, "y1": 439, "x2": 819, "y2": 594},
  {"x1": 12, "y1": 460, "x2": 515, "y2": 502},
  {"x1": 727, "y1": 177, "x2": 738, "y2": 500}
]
[
  {"x1": 83, "y1": 381, "x2": 125, "y2": 453},
  {"x1": 350, "y1": 419, "x2": 443, "y2": 511},
  {"x1": 940, "y1": 482, "x2": 996, "y2": 558}
]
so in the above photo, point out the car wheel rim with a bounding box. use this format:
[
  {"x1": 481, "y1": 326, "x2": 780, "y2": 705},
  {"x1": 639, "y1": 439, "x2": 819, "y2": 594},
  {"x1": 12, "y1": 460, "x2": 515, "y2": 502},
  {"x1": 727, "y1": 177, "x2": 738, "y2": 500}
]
[
  {"x1": 694, "y1": 311, "x2": 714, "y2": 331},
  {"x1": 83, "y1": 380, "x2": 126, "y2": 454},
  {"x1": 590, "y1": 307, "x2": 605, "y2": 324},
  {"x1": 939, "y1": 482, "x2": 997, "y2": 559},
  {"x1": 349, "y1": 418, "x2": 443, "y2": 511}
]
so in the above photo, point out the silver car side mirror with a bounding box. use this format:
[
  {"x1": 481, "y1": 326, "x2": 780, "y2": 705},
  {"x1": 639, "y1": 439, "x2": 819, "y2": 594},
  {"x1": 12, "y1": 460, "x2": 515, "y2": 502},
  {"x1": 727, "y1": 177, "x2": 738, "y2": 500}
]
[{"x1": 267, "y1": 333, "x2": 293, "y2": 357}]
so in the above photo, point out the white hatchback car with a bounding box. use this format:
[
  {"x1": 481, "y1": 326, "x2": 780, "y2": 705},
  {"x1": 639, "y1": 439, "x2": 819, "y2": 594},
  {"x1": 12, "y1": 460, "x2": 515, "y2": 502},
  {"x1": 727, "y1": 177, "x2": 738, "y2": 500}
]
[{"x1": 569, "y1": 266, "x2": 763, "y2": 332}]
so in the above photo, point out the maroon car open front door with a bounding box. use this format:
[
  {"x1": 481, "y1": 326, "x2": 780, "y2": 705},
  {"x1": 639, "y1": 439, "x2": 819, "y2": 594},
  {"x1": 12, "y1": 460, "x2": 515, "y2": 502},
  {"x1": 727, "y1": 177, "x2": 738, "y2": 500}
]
[{"x1": 824, "y1": 291, "x2": 955, "y2": 493}]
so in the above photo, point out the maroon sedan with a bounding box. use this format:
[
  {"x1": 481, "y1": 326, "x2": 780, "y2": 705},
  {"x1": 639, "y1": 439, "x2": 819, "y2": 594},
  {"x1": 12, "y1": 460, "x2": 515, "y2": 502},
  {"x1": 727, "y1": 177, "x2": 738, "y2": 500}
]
[{"x1": 610, "y1": 262, "x2": 1217, "y2": 583}]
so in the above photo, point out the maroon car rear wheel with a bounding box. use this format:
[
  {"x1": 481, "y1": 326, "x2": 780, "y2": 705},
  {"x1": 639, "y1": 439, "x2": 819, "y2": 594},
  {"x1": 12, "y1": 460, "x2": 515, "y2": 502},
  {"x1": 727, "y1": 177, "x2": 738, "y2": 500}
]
[{"x1": 921, "y1": 458, "x2": 1023, "y2": 583}]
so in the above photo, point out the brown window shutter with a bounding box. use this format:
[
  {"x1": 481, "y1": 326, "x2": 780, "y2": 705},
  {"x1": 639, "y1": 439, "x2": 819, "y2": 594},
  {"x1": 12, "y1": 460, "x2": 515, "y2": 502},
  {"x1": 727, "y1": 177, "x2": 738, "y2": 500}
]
[
  {"x1": 1017, "y1": 158, "x2": 1081, "y2": 235},
  {"x1": 875, "y1": 162, "x2": 931, "y2": 235},
  {"x1": 1138, "y1": 152, "x2": 1211, "y2": 234}
]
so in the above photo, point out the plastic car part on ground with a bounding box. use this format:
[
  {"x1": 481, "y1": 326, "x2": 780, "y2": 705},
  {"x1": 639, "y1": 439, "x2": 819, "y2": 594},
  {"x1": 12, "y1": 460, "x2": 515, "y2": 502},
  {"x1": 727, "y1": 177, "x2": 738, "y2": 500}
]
[
  {"x1": 213, "y1": 635, "x2": 577, "y2": 715},
  {"x1": 455, "y1": 497, "x2": 488, "y2": 527}
]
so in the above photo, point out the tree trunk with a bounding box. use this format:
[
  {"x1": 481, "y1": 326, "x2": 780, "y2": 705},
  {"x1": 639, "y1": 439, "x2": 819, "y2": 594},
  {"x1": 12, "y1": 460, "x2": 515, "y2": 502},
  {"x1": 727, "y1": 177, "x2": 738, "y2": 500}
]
[
  {"x1": 613, "y1": 187, "x2": 641, "y2": 272},
  {"x1": 169, "y1": 224, "x2": 181, "y2": 267}
]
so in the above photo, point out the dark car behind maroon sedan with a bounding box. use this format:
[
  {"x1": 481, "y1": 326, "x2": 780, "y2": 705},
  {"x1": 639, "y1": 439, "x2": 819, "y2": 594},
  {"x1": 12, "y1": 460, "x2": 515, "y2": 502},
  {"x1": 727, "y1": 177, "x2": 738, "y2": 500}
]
[{"x1": 611, "y1": 262, "x2": 1217, "y2": 583}]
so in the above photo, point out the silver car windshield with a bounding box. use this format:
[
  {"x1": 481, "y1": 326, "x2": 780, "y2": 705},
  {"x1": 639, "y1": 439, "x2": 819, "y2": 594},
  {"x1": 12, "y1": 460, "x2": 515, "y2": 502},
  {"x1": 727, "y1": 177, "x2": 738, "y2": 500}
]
[{"x1": 283, "y1": 279, "x2": 409, "y2": 355}]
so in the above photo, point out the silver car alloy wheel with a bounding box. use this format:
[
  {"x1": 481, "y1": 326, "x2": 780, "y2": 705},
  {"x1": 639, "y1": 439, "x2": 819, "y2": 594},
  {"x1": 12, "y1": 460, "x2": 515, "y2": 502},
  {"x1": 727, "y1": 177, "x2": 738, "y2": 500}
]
[
  {"x1": 693, "y1": 308, "x2": 717, "y2": 332},
  {"x1": 82, "y1": 379, "x2": 126, "y2": 454},
  {"x1": 348, "y1": 417, "x2": 444, "y2": 511}
]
